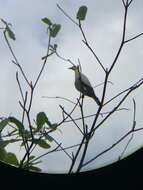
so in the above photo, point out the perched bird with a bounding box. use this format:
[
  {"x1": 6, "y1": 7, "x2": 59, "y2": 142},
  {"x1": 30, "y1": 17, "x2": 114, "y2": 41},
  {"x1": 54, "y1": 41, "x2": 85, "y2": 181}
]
[{"x1": 69, "y1": 65, "x2": 101, "y2": 106}]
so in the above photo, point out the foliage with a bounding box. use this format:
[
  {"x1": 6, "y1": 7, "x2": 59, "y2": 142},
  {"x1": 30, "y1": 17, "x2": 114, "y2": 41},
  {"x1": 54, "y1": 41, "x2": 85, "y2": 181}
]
[{"x1": 76, "y1": 6, "x2": 88, "y2": 21}]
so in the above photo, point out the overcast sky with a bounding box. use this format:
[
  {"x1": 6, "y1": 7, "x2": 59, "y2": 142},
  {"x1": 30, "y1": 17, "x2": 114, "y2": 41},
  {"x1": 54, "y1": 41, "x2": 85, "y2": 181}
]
[{"x1": 0, "y1": 0, "x2": 143, "y2": 173}]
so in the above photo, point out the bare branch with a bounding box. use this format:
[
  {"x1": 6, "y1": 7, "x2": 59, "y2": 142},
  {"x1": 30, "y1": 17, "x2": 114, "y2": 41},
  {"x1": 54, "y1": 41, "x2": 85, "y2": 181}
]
[
  {"x1": 16, "y1": 71, "x2": 24, "y2": 102},
  {"x1": 68, "y1": 135, "x2": 86, "y2": 173},
  {"x1": 57, "y1": 4, "x2": 79, "y2": 26},
  {"x1": 128, "y1": 0, "x2": 134, "y2": 7},
  {"x1": 132, "y1": 98, "x2": 136, "y2": 131},
  {"x1": 59, "y1": 105, "x2": 84, "y2": 135},
  {"x1": 57, "y1": 96, "x2": 81, "y2": 127},
  {"x1": 119, "y1": 98, "x2": 136, "y2": 159},
  {"x1": 119, "y1": 133, "x2": 134, "y2": 160},
  {"x1": 3, "y1": 31, "x2": 31, "y2": 86},
  {"x1": 30, "y1": 144, "x2": 61, "y2": 163},
  {"x1": 104, "y1": 77, "x2": 143, "y2": 106},
  {"x1": 108, "y1": 4, "x2": 128, "y2": 74},
  {"x1": 54, "y1": 138, "x2": 73, "y2": 160},
  {"x1": 124, "y1": 33, "x2": 143, "y2": 43},
  {"x1": 33, "y1": 35, "x2": 51, "y2": 88},
  {"x1": 82, "y1": 127, "x2": 143, "y2": 168},
  {"x1": 104, "y1": 87, "x2": 130, "y2": 106},
  {"x1": 93, "y1": 78, "x2": 143, "y2": 133},
  {"x1": 80, "y1": 27, "x2": 106, "y2": 72},
  {"x1": 42, "y1": 96, "x2": 77, "y2": 105},
  {"x1": 77, "y1": 96, "x2": 86, "y2": 134},
  {"x1": 65, "y1": 108, "x2": 129, "y2": 123},
  {"x1": 93, "y1": 80, "x2": 114, "y2": 88},
  {"x1": 55, "y1": 142, "x2": 85, "y2": 153},
  {"x1": 122, "y1": 0, "x2": 126, "y2": 7},
  {"x1": 55, "y1": 51, "x2": 75, "y2": 66}
]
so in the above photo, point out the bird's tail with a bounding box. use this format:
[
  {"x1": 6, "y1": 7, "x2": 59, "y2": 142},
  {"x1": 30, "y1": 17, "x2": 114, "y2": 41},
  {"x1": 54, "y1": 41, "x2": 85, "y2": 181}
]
[{"x1": 93, "y1": 95, "x2": 101, "y2": 106}]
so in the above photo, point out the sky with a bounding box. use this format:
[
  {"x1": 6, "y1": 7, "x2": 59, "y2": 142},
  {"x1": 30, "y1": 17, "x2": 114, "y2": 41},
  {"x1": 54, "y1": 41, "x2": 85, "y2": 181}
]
[{"x1": 0, "y1": 0, "x2": 143, "y2": 173}]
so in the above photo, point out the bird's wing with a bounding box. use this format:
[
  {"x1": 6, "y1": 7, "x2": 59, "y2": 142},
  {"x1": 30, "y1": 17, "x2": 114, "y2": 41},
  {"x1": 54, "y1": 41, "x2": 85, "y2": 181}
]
[
  {"x1": 79, "y1": 72, "x2": 92, "y2": 87},
  {"x1": 76, "y1": 72, "x2": 95, "y2": 96}
]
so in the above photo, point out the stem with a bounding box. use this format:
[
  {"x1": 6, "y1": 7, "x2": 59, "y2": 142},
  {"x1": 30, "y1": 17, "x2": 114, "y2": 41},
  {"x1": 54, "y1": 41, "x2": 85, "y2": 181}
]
[
  {"x1": 78, "y1": 20, "x2": 106, "y2": 73},
  {"x1": 33, "y1": 35, "x2": 51, "y2": 88},
  {"x1": 3, "y1": 31, "x2": 30, "y2": 86},
  {"x1": 68, "y1": 135, "x2": 86, "y2": 173}
]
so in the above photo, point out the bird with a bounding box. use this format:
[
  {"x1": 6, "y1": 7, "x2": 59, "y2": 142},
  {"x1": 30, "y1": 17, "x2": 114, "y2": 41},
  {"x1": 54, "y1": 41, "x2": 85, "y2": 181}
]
[{"x1": 69, "y1": 65, "x2": 101, "y2": 106}]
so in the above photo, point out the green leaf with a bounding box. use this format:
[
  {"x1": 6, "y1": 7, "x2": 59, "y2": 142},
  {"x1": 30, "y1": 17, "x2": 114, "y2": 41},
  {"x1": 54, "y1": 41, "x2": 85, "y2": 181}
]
[
  {"x1": 36, "y1": 112, "x2": 47, "y2": 131},
  {"x1": 22, "y1": 155, "x2": 36, "y2": 166},
  {"x1": 0, "y1": 139, "x2": 21, "y2": 148},
  {"x1": 5, "y1": 152, "x2": 19, "y2": 166},
  {"x1": 0, "y1": 148, "x2": 7, "y2": 161},
  {"x1": 0, "y1": 139, "x2": 7, "y2": 149},
  {"x1": 31, "y1": 160, "x2": 42, "y2": 165},
  {"x1": 76, "y1": 6, "x2": 88, "y2": 20},
  {"x1": 29, "y1": 155, "x2": 35, "y2": 161},
  {"x1": 23, "y1": 129, "x2": 31, "y2": 139},
  {"x1": 1, "y1": 19, "x2": 16, "y2": 40},
  {"x1": 0, "y1": 118, "x2": 9, "y2": 132},
  {"x1": 44, "y1": 134, "x2": 54, "y2": 142},
  {"x1": 51, "y1": 123, "x2": 58, "y2": 130},
  {"x1": 29, "y1": 166, "x2": 41, "y2": 172},
  {"x1": 0, "y1": 149, "x2": 19, "y2": 166},
  {"x1": 36, "y1": 112, "x2": 52, "y2": 131},
  {"x1": 6, "y1": 26, "x2": 16, "y2": 40},
  {"x1": 34, "y1": 139, "x2": 51, "y2": 149},
  {"x1": 42, "y1": 17, "x2": 52, "y2": 26},
  {"x1": 9, "y1": 117, "x2": 24, "y2": 135},
  {"x1": 50, "y1": 24, "x2": 61, "y2": 38}
]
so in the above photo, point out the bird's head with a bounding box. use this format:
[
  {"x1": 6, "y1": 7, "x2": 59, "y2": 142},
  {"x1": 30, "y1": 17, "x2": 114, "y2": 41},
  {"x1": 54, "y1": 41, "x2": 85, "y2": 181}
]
[{"x1": 69, "y1": 65, "x2": 80, "y2": 72}]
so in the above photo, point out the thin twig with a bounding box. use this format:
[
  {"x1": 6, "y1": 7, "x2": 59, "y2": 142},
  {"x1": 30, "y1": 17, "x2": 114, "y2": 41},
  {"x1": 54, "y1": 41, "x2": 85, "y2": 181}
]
[
  {"x1": 57, "y1": 96, "x2": 81, "y2": 127},
  {"x1": 108, "y1": 4, "x2": 128, "y2": 74},
  {"x1": 42, "y1": 96, "x2": 76, "y2": 105},
  {"x1": 128, "y1": 0, "x2": 134, "y2": 7},
  {"x1": 55, "y1": 51, "x2": 75, "y2": 66},
  {"x1": 119, "y1": 98, "x2": 136, "y2": 159},
  {"x1": 59, "y1": 105, "x2": 84, "y2": 135},
  {"x1": 54, "y1": 142, "x2": 85, "y2": 153},
  {"x1": 68, "y1": 135, "x2": 86, "y2": 173},
  {"x1": 21, "y1": 91, "x2": 29, "y2": 152},
  {"x1": 33, "y1": 35, "x2": 51, "y2": 88},
  {"x1": 30, "y1": 144, "x2": 61, "y2": 163},
  {"x1": 77, "y1": 96, "x2": 86, "y2": 134},
  {"x1": 57, "y1": 4, "x2": 79, "y2": 26},
  {"x1": 16, "y1": 71, "x2": 24, "y2": 102},
  {"x1": 19, "y1": 101, "x2": 34, "y2": 140},
  {"x1": 65, "y1": 108, "x2": 129, "y2": 123},
  {"x1": 94, "y1": 79, "x2": 143, "y2": 133},
  {"x1": 82, "y1": 127, "x2": 143, "y2": 168},
  {"x1": 124, "y1": 33, "x2": 143, "y2": 43},
  {"x1": 53, "y1": 138, "x2": 73, "y2": 160},
  {"x1": 122, "y1": 0, "x2": 126, "y2": 7},
  {"x1": 79, "y1": 22, "x2": 106, "y2": 73},
  {"x1": 3, "y1": 31, "x2": 30, "y2": 86},
  {"x1": 93, "y1": 80, "x2": 114, "y2": 88},
  {"x1": 119, "y1": 133, "x2": 134, "y2": 160},
  {"x1": 103, "y1": 77, "x2": 143, "y2": 106},
  {"x1": 132, "y1": 98, "x2": 136, "y2": 131}
]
